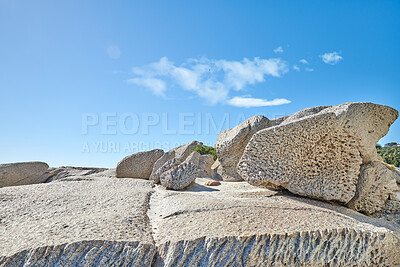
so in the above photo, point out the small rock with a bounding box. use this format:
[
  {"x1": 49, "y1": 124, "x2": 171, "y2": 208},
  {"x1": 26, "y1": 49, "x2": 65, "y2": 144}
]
[{"x1": 204, "y1": 181, "x2": 221, "y2": 186}]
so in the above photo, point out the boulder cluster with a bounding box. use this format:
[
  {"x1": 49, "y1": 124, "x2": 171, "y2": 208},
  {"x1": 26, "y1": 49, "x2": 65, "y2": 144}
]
[{"x1": 1, "y1": 101, "x2": 400, "y2": 266}]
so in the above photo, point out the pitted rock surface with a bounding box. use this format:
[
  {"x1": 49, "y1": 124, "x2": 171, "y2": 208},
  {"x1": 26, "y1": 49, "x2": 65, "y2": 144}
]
[
  {"x1": 347, "y1": 161, "x2": 398, "y2": 214},
  {"x1": 238, "y1": 102, "x2": 398, "y2": 204},
  {"x1": 215, "y1": 116, "x2": 270, "y2": 181}
]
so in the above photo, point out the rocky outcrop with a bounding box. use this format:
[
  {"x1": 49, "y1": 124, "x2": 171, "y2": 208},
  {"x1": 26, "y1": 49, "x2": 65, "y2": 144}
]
[
  {"x1": 238, "y1": 102, "x2": 398, "y2": 205},
  {"x1": 150, "y1": 141, "x2": 202, "y2": 183},
  {"x1": 215, "y1": 116, "x2": 270, "y2": 181},
  {"x1": 159, "y1": 152, "x2": 200, "y2": 190},
  {"x1": 149, "y1": 179, "x2": 400, "y2": 266},
  {"x1": 43, "y1": 166, "x2": 110, "y2": 182},
  {"x1": 0, "y1": 178, "x2": 156, "y2": 265},
  {"x1": 116, "y1": 149, "x2": 164, "y2": 178},
  {"x1": 197, "y1": 154, "x2": 214, "y2": 178},
  {"x1": 0, "y1": 161, "x2": 49, "y2": 187},
  {"x1": 1, "y1": 177, "x2": 400, "y2": 266},
  {"x1": 347, "y1": 161, "x2": 398, "y2": 214}
]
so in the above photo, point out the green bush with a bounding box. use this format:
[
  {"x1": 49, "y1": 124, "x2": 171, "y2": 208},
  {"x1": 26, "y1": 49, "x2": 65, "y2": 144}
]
[
  {"x1": 191, "y1": 145, "x2": 217, "y2": 160},
  {"x1": 377, "y1": 146, "x2": 400, "y2": 167}
]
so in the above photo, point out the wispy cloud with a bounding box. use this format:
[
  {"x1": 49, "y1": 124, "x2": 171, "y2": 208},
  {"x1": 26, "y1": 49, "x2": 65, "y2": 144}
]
[
  {"x1": 273, "y1": 46, "x2": 284, "y2": 53},
  {"x1": 299, "y1": 59, "x2": 308, "y2": 64},
  {"x1": 128, "y1": 57, "x2": 289, "y2": 107},
  {"x1": 227, "y1": 97, "x2": 291, "y2": 108},
  {"x1": 320, "y1": 51, "x2": 342, "y2": 65},
  {"x1": 305, "y1": 67, "x2": 314, "y2": 72},
  {"x1": 107, "y1": 45, "x2": 121, "y2": 59},
  {"x1": 293, "y1": 65, "x2": 300, "y2": 72}
]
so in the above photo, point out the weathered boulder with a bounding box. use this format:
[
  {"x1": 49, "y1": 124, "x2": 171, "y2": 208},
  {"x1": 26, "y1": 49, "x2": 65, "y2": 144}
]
[
  {"x1": 149, "y1": 141, "x2": 202, "y2": 183},
  {"x1": 197, "y1": 154, "x2": 214, "y2": 178},
  {"x1": 0, "y1": 162, "x2": 49, "y2": 187},
  {"x1": 347, "y1": 161, "x2": 398, "y2": 214},
  {"x1": 116, "y1": 149, "x2": 164, "y2": 179},
  {"x1": 215, "y1": 116, "x2": 270, "y2": 181},
  {"x1": 238, "y1": 102, "x2": 399, "y2": 205},
  {"x1": 159, "y1": 151, "x2": 200, "y2": 190}
]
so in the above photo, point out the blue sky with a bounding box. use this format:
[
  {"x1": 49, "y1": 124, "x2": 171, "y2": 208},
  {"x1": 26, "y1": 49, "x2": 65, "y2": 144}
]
[{"x1": 0, "y1": 0, "x2": 399, "y2": 167}]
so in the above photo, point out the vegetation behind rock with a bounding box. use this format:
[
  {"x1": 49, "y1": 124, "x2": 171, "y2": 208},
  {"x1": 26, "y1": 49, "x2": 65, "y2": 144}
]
[
  {"x1": 377, "y1": 146, "x2": 400, "y2": 167},
  {"x1": 191, "y1": 145, "x2": 217, "y2": 160}
]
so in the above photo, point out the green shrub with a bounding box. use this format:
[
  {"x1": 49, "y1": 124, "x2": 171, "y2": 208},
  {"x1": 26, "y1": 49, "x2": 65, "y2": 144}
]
[
  {"x1": 377, "y1": 146, "x2": 400, "y2": 167},
  {"x1": 191, "y1": 145, "x2": 217, "y2": 160}
]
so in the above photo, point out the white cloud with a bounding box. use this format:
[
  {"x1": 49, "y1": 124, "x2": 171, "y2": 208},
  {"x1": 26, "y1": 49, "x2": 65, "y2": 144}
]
[
  {"x1": 128, "y1": 57, "x2": 289, "y2": 106},
  {"x1": 293, "y1": 65, "x2": 300, "y2": 72},
  {"x1": 227, "y1": 96, "x2": 291, "y2": 108},
  {"x1": 299, "y1": 59, "x2": 308, "y2": 64},
  {"x1": 273, "y1": 46, "x2": 284, "y2": 53},
  {"x1": 320, "y1": 51, "x2": 342, "y2": 65},
  {"x1": 107, "y1": 45, "x2": 121, "y2": 59},
  {"x1": 305, "y1": 67, "x2": 314, "y2": 72},
  {"x1": 127, "y1": 77, "x2": 166, "y2": 97}
]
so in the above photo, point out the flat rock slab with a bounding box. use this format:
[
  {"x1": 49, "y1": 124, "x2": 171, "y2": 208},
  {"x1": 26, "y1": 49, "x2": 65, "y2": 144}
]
[
  {"x1": 1, "y1": 177, "x2": 400, "y2": 266},
  {"x1": 0, "y1": 178, "x2": 156, "y2": 266},
  {"x1": 150, "y1": 179, "x2": 400, "y2": 266}
]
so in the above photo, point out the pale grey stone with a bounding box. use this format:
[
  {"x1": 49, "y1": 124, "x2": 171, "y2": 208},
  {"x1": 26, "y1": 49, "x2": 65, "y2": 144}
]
[
  {"x1": 238, "y1": 102, "x2": 399, "y2": 205},
  {"x1": 0, "y1": 161, "x2": 49, "y2": 187},
  {"x1": 215, "y1": 116, "x2": 270, "y2": 181},
  {"x1": 159, "y1": 152, "x2": 200, "y2": 190},
  {"x1": 197, "y1": 154, "x2": 214, "y2": 178},
  {"x1": 149, "y1": 141, "x2": 202, "y2": 183},
  {"x1": 347, "y1": 161, "x2": 399, "y2": 214},
  {"x1": 116, "y1": 149, "x2": 164, "y2": 179}
]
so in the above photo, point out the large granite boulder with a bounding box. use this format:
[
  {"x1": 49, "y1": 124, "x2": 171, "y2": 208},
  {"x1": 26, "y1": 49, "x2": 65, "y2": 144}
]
[
  {"x1": 347, "y1": 161, "x2": 399, "y2": 214},
  {"x1": 150, "y1": 141, "x2": 202, "y2": 183},
  {"x1": 0, "y1": 161, "x2": 49, "y2": 187},
  {"x1": 116, "y1": 149, "x2": 164, "y2": 179},
  {"x1": 1, "y1": 177, "x2": 400, "y2": 266},
  {"x1": 238, "y1": 102, "x2": 399, "y2": 205},
  {"x1": 159, "y1": 152, "x2": 200, "y2": 190},
  {"x1": 215, "y1": 116, "x2": 270, "y2": 181}
]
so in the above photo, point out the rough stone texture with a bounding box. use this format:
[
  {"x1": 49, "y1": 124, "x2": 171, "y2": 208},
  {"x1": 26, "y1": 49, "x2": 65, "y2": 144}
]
[
  {"x1": 116, "y1": 149, "x2": 164, "y2": 179},
  {"x1": 215, "y1": 116, "x2": 270, "y2": 181},
  {"x1": 210, "y1": 159, "x2": 222, "y2": 181},
  {"x1": 238, "y1": 102, "x2": 399, "y2": 204},
  {"x1": 348, "y1": 161, "x2": 399, "y2": 214},
  {"x1": 150, "y1": 141, "x2": 202, "y2": 183},
  {"x1": 150, "y1": 158, "x2": 181, "y2": 184},
  {"x1": 394, "y1": 168, "x2": 400, "y2": 184},
  {"x1": 159, "y1": 152, "x2": 200, "y2": 190},
  {"x1": 0, "y1": 162, "x2": 49, "y2": 187},
  {"x1": 150, "y1": 151, "x2": 176, "y2": 180},
  {"x1": 43, "y1": 166, "x2": 110, "y2": 182},
  {"x1": 1, "y1": 176, "x2": 400, "y2": 266},
  {"x1": 0, "y1": 178, "x2": 156, "y2": 265},
  {"x1": 197, "y1": 154, "x2": 214, "y2": 178},
  {"x1": 149, "y1": 179, "x2": 400, "y2": 266},
  {"x1": 281, "y1": 105, "x2": 332, "y2": 125}
]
